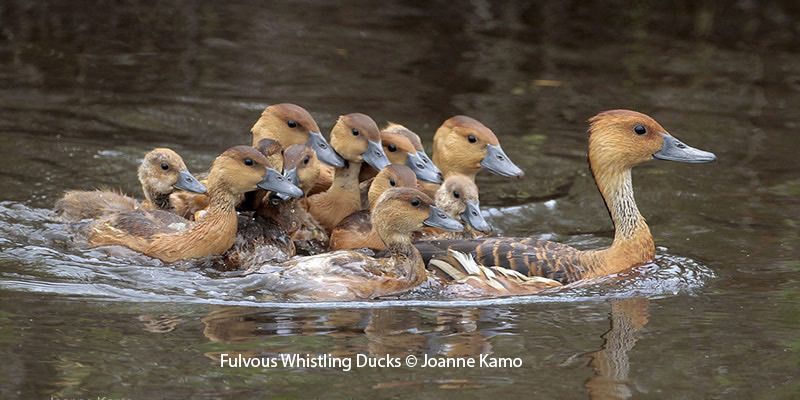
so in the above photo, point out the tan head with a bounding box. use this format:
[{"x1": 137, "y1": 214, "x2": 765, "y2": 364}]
[
  {"x1": 207, "y1": 146, "x2": 303, "y2": 198},
  {"x1": 329, "y1": 113, "x2": 390, "y2": 170},
  {"x1": 435, "y1": 175, "x2": 491, "y2": 233},
  {"x1": 588, "y1": 110, "x2": 717, "y2": 176},
  {"x1": 383, "y1": 123, "x2": 424, "y2": 152},
  {"x1": 138, "y1": 148, "x2": 206, "y2": 201},
  {"x1": 382, "y1": 131, "x2": 443, "y2": 184},
  {"x1": 283, "y1": 144, "x2": 320, "y2": 195},
  {"x1": 254, "y1": 138, "x2": 284, "y2": 172},
  {"x1": 251, "y1": 103, "x2": 345, "y2": 168},
  {"x1": 368, "y1": 164, "x2": 417, "y2": 210},
  {"x1": 432, "y1": 116, "x2": 523, "y2": 179},
  {"x1": 371, "y1": 188, "x2": 462, "y2": 247},
  {"x1": 251, "y1": 103, "x2": 321, "y2": 147}
]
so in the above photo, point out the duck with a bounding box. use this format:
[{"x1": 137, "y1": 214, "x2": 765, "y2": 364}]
[
  {"x1": 86, "y1": 146, "x2": 303, "y2": 263},
  {"x1": 170, "y1": 138, "x2": 285, "y2": 220},
  {"x1": 266, "y1": 143, "x2": 330, "y2": 256},
  {"x1": 423, "y1": 174, "x2": 493, "y2": 239},
  {"x1": 417, "y1": 110, "x2": 717, "y2": 284},
  {"x1": 305, "y1": 113, "x2": 391, "y2": 232},
  {"x1": 329, "y1": 164, "x2": 418, "y2": 251},
  {"x1": 250, "y1": 103, "x2": 345, "y2": 168},
  {"x1": 55, "y1": 148, "x2": 206, "y2": 222},
  {"x1": 381, "y1": 123, "x2": 438, "y2": 173},
  {"x1": 244, "y1": 187, "x2": 464, "y2": 301},
  {"x1": 358, "y1": 129, "x2": 443, "y2": 184}
]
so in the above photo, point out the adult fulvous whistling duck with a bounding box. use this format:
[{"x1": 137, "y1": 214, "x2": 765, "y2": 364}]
[
  {"x1": 55, "y1": 148, "x2": 206, "y2": 221},
  {"x1": 305, "y1": 113, "x2": 391, "y2": 231},
  {"x1": 418, "y1": 110, "x2": 717, "y2": 284},
  {"x1": 86, "y1": 146, "x2": 303, "y2": 263},
  {"x1": 245, "y1": 187, "x2": 463, "y2": 301},
  {"x1": 250, "y1": 103, "x2": 345, "y2": 168},
  {"x1": 329, "y1": 164, "x2": 418, "y2": 250}
]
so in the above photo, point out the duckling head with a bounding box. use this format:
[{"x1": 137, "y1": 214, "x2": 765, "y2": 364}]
[
  {"x1": 330, "y1": 113, "x2": 390, "y2": 170},
  {"x1": 435, "y1": 175, "x2": 492, "y2": 234},
  {"x1": 588, "y1": 110, "x2": 717, "y2": 175},
  {"x1": 381, "y1": 131, "x2": 442, "y2": 184},
  {"x1": 382, "y1": 123, "x2": 439, "y2": 174},
  {"x1": 254, "y1": 138, "x2": 285, "y2": 172},
  {"x1": 208, "y1": 146, "x2": 303, "y2": 199},
  {"x1": 372, "y1": 188, "x2": 463, "y2": 246},
  {"x1": 138, "y1": 148, "x2": 206, "y2": 195},
  {"x1": 368, "y1": 164, "x2": 418, "y2": 210},
  {"x1": 282, "y1": 144, "x2": 320, "y2": 195},
  {"x1": 433, "y1": 116, "x2": 523, "y2": 179},
  {"x1": 251, "y1": 103, "x2": 345, "y2": 168}
]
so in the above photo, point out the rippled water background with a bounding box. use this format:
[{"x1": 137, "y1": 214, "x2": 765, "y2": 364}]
[{"x1": 1, "y1": 1, "x2": 799, "y2": 399}]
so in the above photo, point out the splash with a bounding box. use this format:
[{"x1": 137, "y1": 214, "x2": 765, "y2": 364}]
[{"x1": 0, "y1": 201, "x2": 714, "y2": 309}]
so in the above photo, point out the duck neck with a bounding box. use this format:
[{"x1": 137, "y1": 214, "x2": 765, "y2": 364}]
[
  {"x1": 589, "y1": 163, "x2": 655, "y2": 272},
  {"x1": 143, "y1": 187, "x2": 172, "y2": 211},
  {"x1": 329, "y1": 160, "x2": 362, "y2": 200}
]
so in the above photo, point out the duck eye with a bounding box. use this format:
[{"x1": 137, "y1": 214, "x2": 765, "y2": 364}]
[
  {"x1": 634, "y1": 124, "x2": 647, "y2": 135},
  {"x1": 467, "y1": 134, "x2": 477, "y2": 143},
  {"x1": 160, "y1": 163, "x2": 169, "y2": 171},
  {"x1": 303, "y1": 156, "x2": 310, "y2": 165},
  {"x1": 452, "y1": 190, "x2": 460, "y2": 199},
  {"x1": 244, "y1": 158, "x2": 254, "y2": 166},
  {"x1": 287, "y1": 120, "x2": 298, "y2": 128},
  {"x1": 352, "y1": 128, "x2": 360, "y2": 136},
  {"x1": 389, "y1": 179, "x2": 396, "y2": 187},
  {"x1": 387, "y1": 143, "x2": 397, "y2": 152},
  {"x1": 410, "y1": 198, "x2": 420, "y2": 207}
]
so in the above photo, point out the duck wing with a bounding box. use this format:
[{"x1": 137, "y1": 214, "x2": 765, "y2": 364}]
[
  {"x1": 415, "y1": 237, "x2": 586, "y2": 284},
  {"x1": 428, "y1": 250, "x2": 561, "y2": 297}
]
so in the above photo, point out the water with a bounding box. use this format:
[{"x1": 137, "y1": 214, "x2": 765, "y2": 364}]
[{"x1": 1, "y1": 1, "x2": 799, "y2": 399}]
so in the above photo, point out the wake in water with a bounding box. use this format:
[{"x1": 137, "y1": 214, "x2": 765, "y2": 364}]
[{"x1": 0, "y1": 201, "x2": 715, "y2": 308}]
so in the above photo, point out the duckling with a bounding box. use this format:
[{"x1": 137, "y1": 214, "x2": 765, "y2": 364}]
[
  {"x1": 381, "y1": 122, "x2": 441, "y2": 182},
  {"x1": 246, "y1": 187, "x2": 463, "y2": 301},
  {"x1": 417, "y1": 110, "x2": 717, "y2": 283},
  {"x1": 55, "y1": 148, "x2": 206, "y2": 221},
  {"x1": 271, "y1": 143, "x2": 329, "y2": 256},
  {"x1": 305, "y1": 113, "x2": 391, "y2": 232},
  {"x1": 86, "y1": 146, "x2": 303, "y2": 263},
  {"x1": 359, "y1": 130, "x2": 442, "y2": 184},
  {"x1": 425, "y1": 174, "x2": 492, "y2": 239},
  {"x1": 329, "y1": 165, "x2": 418, "y2": 251},
  {"x1": 251, "y1": 103, "x2": 345, "y2": 168},
  {"x1": 170, "y1": 138, "x2": 284, "y2": 220},
  {"x1": 430, "y1": 116, "x2": 523, "y2": 193}
]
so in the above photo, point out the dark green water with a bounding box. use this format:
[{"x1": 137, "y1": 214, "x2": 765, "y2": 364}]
[{"x1": 1, "y1": 2, "x2": 799, "y2": 399}]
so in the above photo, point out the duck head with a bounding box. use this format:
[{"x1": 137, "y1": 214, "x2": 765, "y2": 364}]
[
  {"x1": 433, "y1": 116, "x2": 523, "y2": 179},
  {"x1": 138, "y1": 148, "x2": 206, "y2": 194},
  {"x1": 250, "y1": 103, "x2": 345, "y2": 168},
  {"x1": 329, "y1": 113, "x2": 391, "y2": 170},
  {"x1": 254, "y1": 138, "x2": 285, "y2": 172},
  {"x1": 282, "y1": 144, "x2": 320, "y2": 195},
  {"x1": 372, "y1": 187, "x2": 463, "y2": 245},
  {"x1": 382, "y1": 123, "x2": 442, "y2": 182},
  {"x1": 208, "y1": 146, "x2": 303, "y2": 198},
  {"x1": 367, "y1": 164, "x2": 418, "y2": 210},
  {"x1": 381, "y1": 131, "x2": 443, "y2": 184},
  {"x1": 588, "y1": 110, "x2": 717, "y2": 174},
  {"x1": 435, "y1": 175, "x2": 492, "y2": 234}
]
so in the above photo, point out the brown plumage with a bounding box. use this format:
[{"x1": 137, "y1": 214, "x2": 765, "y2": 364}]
[
  {"x1": 55, "y1": 148, "x2": 203, "y2": 221},
  {"x1": 425, "y1": 174, "x2": 491, "y2": 239},
  {"x1": 87, "y1": 146, "x2": 282, "y2": 263},
  {"x1": 358, "y1": 130, "x2": 418, "y2": 181},
  {"x1": 251, "y1": 103, "x2": 322, "y2": 147},
  {"x1": 432, "y1": 116, "x2": 500, "y2": 180},
  {"x1": 305, "y1": 113, "x2": 388, "y2": 232},
  {"x1": 246, "y1": 188, "x2": 462, "y2": 301},
  {"x1": 417, "y1": 110, "x2": 716, "y2": 284},
  {"x1": 329, "y1": 165, "x2": 417, "y2": 251}
]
